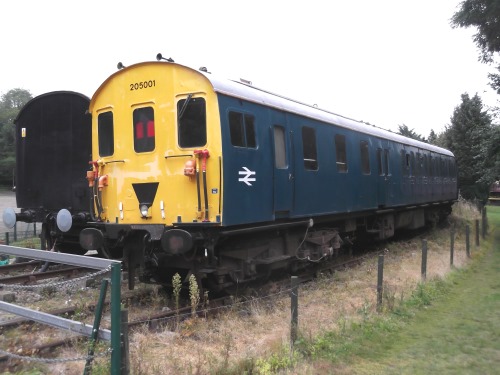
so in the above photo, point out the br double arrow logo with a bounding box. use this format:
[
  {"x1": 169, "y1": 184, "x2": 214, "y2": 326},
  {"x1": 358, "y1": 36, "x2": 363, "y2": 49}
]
[{"x1": 238, "y1": 167, "x2": 256, "y2": 186}]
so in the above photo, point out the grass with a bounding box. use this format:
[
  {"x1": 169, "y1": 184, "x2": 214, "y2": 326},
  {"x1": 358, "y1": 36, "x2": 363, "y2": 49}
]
[
  {"x1": 1, "y1": 201, "x2": 494, "y2": 374},
  {"x1": 294, "y1": 205, "x2": 500, "y2": 374}
]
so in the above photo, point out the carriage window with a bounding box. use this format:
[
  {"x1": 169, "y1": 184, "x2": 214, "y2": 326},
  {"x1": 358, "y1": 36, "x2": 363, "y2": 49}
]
[
  {"x1": 178, "y1": 97, "x2": 207, "y2": 148},
  {"x1": 401, "y1": 150, "x2": 410, "y2": 176},
  {"x1": 229, "y1": 112, "x2": 256, "y2": 148},
  {"x1": 377, "y1": 149, "x2": 383, "y2": 175},
  {"x1": 274, "y1": 126, "x2": 287, "y2": 169},
  {"x1": 360, "y1": 141, "x2": 370, "y2": 174},
  {"x1": 384, "y1": 149, "x2": 390, "y2": 175},
  {"x1": 302, "y1": 126, "x2": 318, "y2": 170},
  {"x1": 133, "y1": 107, "x2": 155, "y2": 153},
  {"x1": 245, "y1": 115, "x2": 256, "y2": 148},
  {"x1": 335, "y1": 134, "x2": 348, "y2": 172},
  {"x1": 416, "y1": 153, "x2": 422, "y2": 176},
  {"x1": 410, "y1": 152, "x2": 415, "y2": 176},
  {"x1": 98, "y1": 111, "x2": 114, "y2": 157}
]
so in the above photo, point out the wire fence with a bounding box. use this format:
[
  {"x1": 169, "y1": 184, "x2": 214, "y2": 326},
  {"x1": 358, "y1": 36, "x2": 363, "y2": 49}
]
[{"x1": 0, "y1": 222, "x2": 38, "y2": 246}]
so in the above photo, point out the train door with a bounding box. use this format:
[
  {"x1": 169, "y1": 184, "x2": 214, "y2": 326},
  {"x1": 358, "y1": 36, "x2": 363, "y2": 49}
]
[
  {"x1": 376, "y1": 145, "x2": 391, "y2": 207},
  {"x1": 271, "y1": 111, "x2": 294, "y2": 217}
]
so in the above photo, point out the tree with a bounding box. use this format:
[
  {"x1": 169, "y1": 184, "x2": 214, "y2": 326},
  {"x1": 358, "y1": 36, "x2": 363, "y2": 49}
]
[
  {"x1": 445, "y1": 93, "x2": 494, "y2": 201},
  {"x1": 427, "y1": 129, "x2": 438, "y2": 144},
  {"x1": 451, "y1": 0, "x2": 500, "y2": 62},
  {"x1": 0, "y1": 88, "x2": 32, "y2": 185},
  {"x1": 451, "y1": 1, "x2": 500, "y2": 93},
  {"x1": 397, "y1": 124, "x2": 426, "y2": 142}
]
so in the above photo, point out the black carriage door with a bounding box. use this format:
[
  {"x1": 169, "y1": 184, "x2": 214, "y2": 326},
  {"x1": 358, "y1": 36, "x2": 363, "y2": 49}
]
[{"x1": 271, "y1": 112, "x2": 294, "y2": 217}]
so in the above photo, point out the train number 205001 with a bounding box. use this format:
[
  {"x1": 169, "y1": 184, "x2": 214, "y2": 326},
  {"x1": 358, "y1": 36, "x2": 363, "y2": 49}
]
[{"x1": 130, "y1": 80, "x2": 156, "y2": 91}]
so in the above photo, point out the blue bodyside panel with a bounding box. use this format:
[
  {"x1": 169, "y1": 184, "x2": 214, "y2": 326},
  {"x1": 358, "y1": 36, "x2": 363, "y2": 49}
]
[{"x1": 218, "y1": 93, "x2": 457, "y2": 228}]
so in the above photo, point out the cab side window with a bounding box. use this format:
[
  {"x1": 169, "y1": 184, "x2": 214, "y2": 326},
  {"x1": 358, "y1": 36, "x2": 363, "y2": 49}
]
[
  {"x1": 178, "y1": 97, "x2": 207, "y2": 148},
  {"x1": 98, "y1": 111, "x2": 114, "y2": 157}
]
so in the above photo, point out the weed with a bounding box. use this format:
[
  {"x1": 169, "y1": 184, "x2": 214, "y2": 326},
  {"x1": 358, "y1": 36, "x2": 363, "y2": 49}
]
[
  {"x1": 188, "y1": 274, "x2": 200, "y2": 318},
  {"x1": 172, "y1": 272, "x2": 181, "y2": 330}
]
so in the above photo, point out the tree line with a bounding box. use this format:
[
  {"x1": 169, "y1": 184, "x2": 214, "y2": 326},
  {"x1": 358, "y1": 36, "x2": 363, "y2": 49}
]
[
  {"x1": 0, "y1": 1, "x2": 499, "y2": 200},
  {"x1": 0, "y1": 89, "x2": 32, "y2": 187}
]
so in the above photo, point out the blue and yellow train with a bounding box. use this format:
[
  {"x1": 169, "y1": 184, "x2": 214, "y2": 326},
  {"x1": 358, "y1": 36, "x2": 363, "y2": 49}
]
[{"x1": 4, "y1": 55, "x2": 457, "y2": 290}]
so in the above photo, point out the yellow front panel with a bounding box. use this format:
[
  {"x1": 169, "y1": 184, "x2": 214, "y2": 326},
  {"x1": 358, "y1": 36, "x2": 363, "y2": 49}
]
[{"x1": 89, "y1": 62, "x2": 222, "y2": 226}]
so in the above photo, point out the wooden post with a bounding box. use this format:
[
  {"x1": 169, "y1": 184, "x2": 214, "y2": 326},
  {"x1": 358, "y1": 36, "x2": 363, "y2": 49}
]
[
  {"x1": 290, "y1": 276, "x2": 299, "y2": 345},
  {"x1": 466, "y1": 224, "x2": 471, "y2": 258},
  {"x1": 421, "y1": 239, "x2": 428, "y2": 281},
  {"x1": 450, "y1": 226, "x2": 455, "y2": 267},
  {"x1": 482, "y1": 207, "x2": 487, "y2": 239},
  {"x1": 475, "y1": 219, "x2": 480, "y2": 247},
  {"x1": 377, "y1": 254, "x2": 384, "y2": 311}
]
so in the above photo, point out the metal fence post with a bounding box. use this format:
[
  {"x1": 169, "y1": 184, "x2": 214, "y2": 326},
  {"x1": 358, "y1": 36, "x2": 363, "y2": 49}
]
[
  {"x1": 84, "y1": 279, "x2": 109, "y2": 375},
  {"x1": 110, "y1": 263, "x2": 122, "y2": 375},
  {"x1": 121, "y1": 309, "x2": 130, "y2": 374}
]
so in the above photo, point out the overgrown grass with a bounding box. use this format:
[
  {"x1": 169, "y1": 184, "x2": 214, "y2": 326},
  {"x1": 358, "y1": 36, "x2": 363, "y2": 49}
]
[
  {"x1": 281, "y1": 205, "x2": 500, "y2": 374},
  {"x1": 229, "y1": 201, "x2": 494, "y2": 374},
  {"x1": 20, "y1": 200, "x2": 493, "y2": 375}
]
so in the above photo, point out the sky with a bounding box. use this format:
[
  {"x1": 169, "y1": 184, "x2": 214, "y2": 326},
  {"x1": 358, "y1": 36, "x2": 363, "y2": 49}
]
[{"x1": 1, "y1": 0, "x2": 498, "y2": 138}]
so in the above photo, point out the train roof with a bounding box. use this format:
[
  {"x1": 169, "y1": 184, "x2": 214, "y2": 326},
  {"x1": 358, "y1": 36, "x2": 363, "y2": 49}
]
[
  {"x1": 14, "y1": 91, "x2": 90, "y2": 124},
  {"x1": 200, "y1": 70, "x2": 453, "y2": 157},
  {"x1": 92, "y1": 61, "x2": 453, "y2": 157}
]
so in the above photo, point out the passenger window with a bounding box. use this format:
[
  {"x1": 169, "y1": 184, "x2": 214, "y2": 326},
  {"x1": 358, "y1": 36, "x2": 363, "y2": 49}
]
[
  {"x1": 410, "y1": 152, "x2": 415, "y2": 176},
  {"x1": 178, "y1": 97, "x2": 207, "y2": 148},
  {"x1": 416, "y1": 153, "x2": 422, "y2": 177},
  {"x1": 98, "y1": 111, "x2": 114, "y2": 157},
  {"x1": 302, "y1": 126, "x2": 318, "y2": 170},
  {"x1": 401, "y1": 150, "x2": 410, "y2": 176},
  {"x1": 245, "y1": 115, "x2": 256, "y2": 148},
  {"x1": 228, "y1": 111, "x2": 257, "y2": 148},
  {"x1": 384, "y1": 149, "x2": 390, "y2": 176},
  {"x1": 274, "y1": 126, "x2": 287, "y2": 169},
  {"x1": 360, "y1": 141, "x2": 370, "y2": 175},
  {"x1": 335, "y1": 134, "x2": 348, "y2": 172},
  {"x1": 377, "y1": 149, "x2": 383, "y2": 175},
  {"x1": 133, "y1": 107, "x2": 155, "y2": 153}
]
